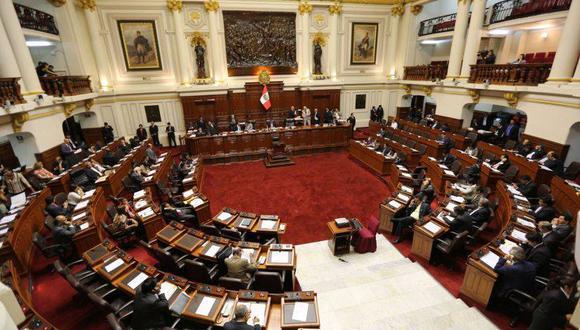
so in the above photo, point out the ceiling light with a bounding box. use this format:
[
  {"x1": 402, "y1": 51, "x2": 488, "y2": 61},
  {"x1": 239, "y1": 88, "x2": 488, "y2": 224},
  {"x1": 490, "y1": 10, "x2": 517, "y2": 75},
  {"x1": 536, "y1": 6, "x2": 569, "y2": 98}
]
[
  {"x1": 489, "y1": 29, "x2": 510, "y2": 35},
  {"x1": 420, "y1": 39, "x2": 450, "y2": 45},
  {"x1": 26, "y1": 40, "x2": 54, "y2": 47}
]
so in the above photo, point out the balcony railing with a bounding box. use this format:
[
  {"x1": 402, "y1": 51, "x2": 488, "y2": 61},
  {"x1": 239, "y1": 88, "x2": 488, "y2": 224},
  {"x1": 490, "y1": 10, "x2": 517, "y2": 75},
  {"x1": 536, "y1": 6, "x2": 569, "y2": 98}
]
[
  {"x1": 490, "y1": 0, "x2": 572, "y2": 24},
  {"x1": 14, "y1": 3, "x2": 59, "y2": 35},
  {"x1": 468, "y1": 64, "x2": 551, "y2": 86},
  {"x1": 40, "y1": 76, "x2": 92, "y2": 97},
  {"x1": 0, "y1": 78, "x2": 25, "y2": 106},
  {"x1": 404, "y1": 64, "x2": 449, "y2": 81},
  {"x1": 419, "y1": 13, "x2": 457, "y2": 36}
]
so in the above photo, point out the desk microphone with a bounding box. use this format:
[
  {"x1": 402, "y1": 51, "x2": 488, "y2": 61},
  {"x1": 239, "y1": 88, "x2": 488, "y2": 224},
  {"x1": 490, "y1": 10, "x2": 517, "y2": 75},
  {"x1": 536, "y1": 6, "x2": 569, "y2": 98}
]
[{"x1": 338, "y1": 257, "x2": 348, "y2": 263}]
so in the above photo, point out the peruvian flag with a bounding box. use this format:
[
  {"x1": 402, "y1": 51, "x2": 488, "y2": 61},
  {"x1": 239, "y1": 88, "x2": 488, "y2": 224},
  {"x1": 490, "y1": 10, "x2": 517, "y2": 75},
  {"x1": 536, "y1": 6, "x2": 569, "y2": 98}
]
[{"x1": 260, "y1": 85, "x2": 271, "y2": 110}]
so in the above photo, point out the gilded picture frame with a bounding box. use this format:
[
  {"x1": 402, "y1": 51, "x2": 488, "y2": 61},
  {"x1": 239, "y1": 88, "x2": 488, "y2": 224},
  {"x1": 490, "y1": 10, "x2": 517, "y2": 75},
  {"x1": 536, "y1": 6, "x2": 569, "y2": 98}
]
[{"x1": 117, "y1": 20, "x2": 163, "y2": 71}]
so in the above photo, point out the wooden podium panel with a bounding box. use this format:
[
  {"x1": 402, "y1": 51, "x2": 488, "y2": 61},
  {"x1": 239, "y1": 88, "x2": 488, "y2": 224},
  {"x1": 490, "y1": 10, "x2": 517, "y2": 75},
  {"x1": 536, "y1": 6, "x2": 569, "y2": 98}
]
[
  {"x1": 460, "y1": 260, "x2": 498, "y2": 306},
  {"x1": 411, "y1": 228, "x2": 435, "y2": 261},
  {"x1": 326, "y1": 221, "x2": 352, "y2": 256},
  {"x1": 348, "y1": 140, "x2": 392, "y2": 175},
  {"x1": 379, "y1": 200, "x2": 405, "y2": 233}
]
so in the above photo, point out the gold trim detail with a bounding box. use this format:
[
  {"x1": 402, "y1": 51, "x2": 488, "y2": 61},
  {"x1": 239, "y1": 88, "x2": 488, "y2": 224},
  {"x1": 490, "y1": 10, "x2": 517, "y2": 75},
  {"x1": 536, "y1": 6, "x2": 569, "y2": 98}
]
[
  {"x1": 189, "y1": 32, "x2": 207, "y2": 47},
  {"x1": 167, "y1": 0, "x2": 183, "y2": 12},
  {"x1": 546, "y1": 77, "x2": 572, "y2": 82},
  {"x1": 329, "y1": 2, "x2": 342, "y2": 15},
  {"x1": 49, "y1": 0, "x2": 67, "y2": 7},
  {"x1": 21, "y1": 91, "x2": 45, "y2": 96},
  {"x1": 503, "y1": 92, "x2": 519, "y2": 108},
  {"x1": 391, "y1": 3, "x2": 405, "y2": 17},
  {"x1": 422, "y1": 86, "x2": 433, "y2": 96},
  {"x1": 410, "y1": 5, "x2": 423, "y2": 15},
  {"x1": 204, "y1": 0, "x2": 219, "y2": 12},
  {"x1": 63, "y1": 103, "x2": 77, "y2": 117},
  {"x1": 457, "y1": 0, "x2": 468, "y2": 4},
  {"x1": 85, "y1": 99, "x2": 94, "y2": 111},
  {"x1": 403, "y1": 85, "x2": 412, "y2": 95},
  {"x1": 312, "y1": 32, "x2": 327, "y2": 46},
  {"x1": 76, "y1": 0, "x2": 96, "y2": 11},
  {"x1": 520, "y1": 97, "x2": 580, "y2": 109},
  {"x1": 11, "y1": 113, "x2": 29, "y2": 132},
  {"x1": 298, "y1": 1, "x2": 313, "y2": 15},
  {"x1": 468, "y1": 89, "x2": 480, "y2": 103},
  {"x1": 258, "y1": 70, "x2": 271, "y2": 85}
]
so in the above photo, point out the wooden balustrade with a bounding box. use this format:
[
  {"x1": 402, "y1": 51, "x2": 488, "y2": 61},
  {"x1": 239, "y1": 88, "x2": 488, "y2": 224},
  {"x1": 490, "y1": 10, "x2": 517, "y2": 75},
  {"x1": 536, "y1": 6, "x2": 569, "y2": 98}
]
[
  {"x1": 40, "y1": 76, "x2": 93, "y2": 96},
  {"x1": 468, "y1": 63, "x2": 551, "y2": 86},
  {"x1": 14, "y1": 3, "x2": 59, "y2": 35},
  {"x1": 490, "y1": 0, "x2": 572, "y2": 24},
  {"x1": 0, "y1": 78, "x2": 25, "y2": 106},
  {"x1": 403, "y1": 64, "x2": 448, "y2": 81}
]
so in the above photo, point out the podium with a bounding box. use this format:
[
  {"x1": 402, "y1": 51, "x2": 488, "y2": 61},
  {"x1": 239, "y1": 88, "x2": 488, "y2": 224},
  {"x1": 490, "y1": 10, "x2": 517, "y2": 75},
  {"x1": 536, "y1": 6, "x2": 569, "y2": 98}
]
[
  {"x1": 264, "y1": 134, "x2": 294, "y2": 167},
  {"x1": 379, "y1": 199, "x2": 406, "y2": 233},
  {"x1": 326, "y1": 221, "x2": 353, "y2": 256}
]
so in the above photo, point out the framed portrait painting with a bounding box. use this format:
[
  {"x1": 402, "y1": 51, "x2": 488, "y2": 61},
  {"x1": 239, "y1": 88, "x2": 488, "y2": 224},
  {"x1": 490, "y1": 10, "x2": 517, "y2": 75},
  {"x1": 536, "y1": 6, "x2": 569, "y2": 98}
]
[
  {"x1": 350, "y1": 22, "x2": 378, "y2": 65},
  {"x1": 117, "y1": 20, "x2": 163, "y2": 71}
]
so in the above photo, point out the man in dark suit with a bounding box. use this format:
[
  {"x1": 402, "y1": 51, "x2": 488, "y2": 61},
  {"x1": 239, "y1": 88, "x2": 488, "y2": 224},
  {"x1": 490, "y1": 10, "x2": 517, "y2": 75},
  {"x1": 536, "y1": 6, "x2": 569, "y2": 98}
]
[
  {"x1": 119, "y1": 139, "x2": 131, "y2": 155},
  {"x1": 45, "y1": 195, "x2": 69, "y2": 218},
  {"x1": 102, "y1": 122, "x2": 114, "y2": 144},
  {"x1": 538, "y1": 221, "x2": 561, "y2": 253},
  {"x1": 224, "y1": 304, "x2": 261, "y2": 330},
  {"x1": 391, "y1": 195, "x2": 431, "y2": 243},
  {"x1": 60, "y1": 138, "x2": 75, "y2": 163},
  {"x1": 542, "y1": 151, "x2": 564, "y2": 177},
  {"x1": 207, "y1": 121, "x2": 218, "y2": 136},
  {"x1": 468, "y1": 198, "x2": 492, "y2": 226},
  {"x1": 312, "y1": 109, "x2": 321, "y2": 125},
  {"x1": 131, "y1": 278, "x2": 169, "y2": 330},
  {"x1": 523, "y1": 232, "x2": 552, "y2": 277},
  {"x1": 515, "y1": 139, "x2": 532, "y2": 156},
  {"x1": 492, "y1": 154, "x2": 511, "y2": 172},
  {"x1": 287, "y1": 106, "x2": 297, "y2": 119},
  {"x1": 161, "y1": 202, "x2": 198, "y2": 227},
  {"x1": 376, "y1": 105, "x2": 384, "y2": 122},
  {"x1": 463, "y1": 162, "x2": 481, "y2": 184},
  {"x1": 552, "y1": 213, "x2": 573, "y2": 240},
  {"x1": 197, "y1": 116, "x2": 207, "y2": 132},
  {"x1": 52, "y1": 215, "x2": 77, "y2": 259},
  {"x1": 323, "y1": 108, "x2": 333, "y2": 124},
  {"x1": 526, "y1": 144, "x2": 546, "y2": 160},
  {"x1": 166, "y1": 122, "x2": 177, "y2": 147},
  {"x1": 436, "y1": 134, "x2": 453, "y2": 152},
  {"x1": 416, "y1": 177, "x2": 435, "y2": 202},
  {"x1": 531, "y1": 198, "x2": 555, "y2": 222},
  {"x1": 493, "y1": 246, "x2": 536, "y2": 302},
  {"x1": 529, "y1": 276, "x2": 575, "y2": 330},
  {"x1": 445, "y1": 206, "x2": 473, "y2": 233},
  {"x1": 136, "y1": 124, "x2": 148, "y2": 141},
  {"x1": 516, "y1": 175, "x2": 537, "y2": 199},
  {"x1": 440, "y1": 152, "x2": 456, "y2": 167},
  {"x1": 149, "y1": 123, "x2": 160, "y2": 146},
  {"x1": 502, "y1": 118, "x2": 520, "y2": 145},
  {"x1": 129, "y1": 167, "x2": 144, "y2": 188}
]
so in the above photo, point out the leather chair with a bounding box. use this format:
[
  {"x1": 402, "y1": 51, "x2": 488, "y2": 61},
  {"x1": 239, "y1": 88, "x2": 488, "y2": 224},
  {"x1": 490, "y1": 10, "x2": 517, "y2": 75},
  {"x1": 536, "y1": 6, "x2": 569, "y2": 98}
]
[
  {"x1": 183, "y1": 259, "x2": 219, "y2": 284},
  {"x1": 87, "y1": 291, "x2": 134, "y2": 318},
  {"x1": 106, "y1": 205, "x2": 117, "y2": 220},
  {"x1": 44, "y1": 215, "x2": 57, "y2": 232},
  {"x1": 220, "y1": 228, "x2": 245, "y2": 241},
  {"x1": 200, "y1": 224, "x2": 221, "y2": 236},
  {"x1": 252, "y1": 271, "x2": 285, "y2": 293},
  {"x1": 122, "y1": 176, "x2": 140, "y2": 193},
  {"x1": 150, "y1": 244, "x2": 188, "y2": 275},
  {"x1": 101, "y1": 222, "x2": 137, "y2": 248},
  {"x1": 467, "y1": 222, "x2": 488, "y2": 246},
  {"x1": 32, "y1": 232, "x2": 60, "y2": 259},
  {"x1": 218, "y1": 276, "x2": 252, "y2": 291},
  {"x1": 504, "y1": 140, "x2": 517, "y2": 150},
  {"x1": 504, "y1": 165, "x2": 520, "y2": 183},
  {"x1": 351, "y1": 216, "x2": 380, "y2": 254},
  {"x1": 434, "y1": 230, "x2": 469, "y2": 269},
  {"x1": 450, "y1": 160, "x2": 462, "y2": 175},
  {"x1": 563, "y1": 161, "x2": 580, "y2": 180}
]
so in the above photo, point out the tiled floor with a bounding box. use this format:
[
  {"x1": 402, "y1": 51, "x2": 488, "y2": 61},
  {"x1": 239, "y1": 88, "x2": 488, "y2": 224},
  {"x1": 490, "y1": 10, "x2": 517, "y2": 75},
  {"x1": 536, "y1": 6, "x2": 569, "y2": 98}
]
[{"x1": 296, "y1": 236, "x2": 498, "y2": 330}]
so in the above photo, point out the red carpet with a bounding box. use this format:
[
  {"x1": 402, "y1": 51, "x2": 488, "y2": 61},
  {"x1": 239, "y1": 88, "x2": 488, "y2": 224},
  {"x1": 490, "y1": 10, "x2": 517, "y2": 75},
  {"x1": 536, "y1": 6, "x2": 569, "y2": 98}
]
[{"x1": 201, "y1": 151, "x2": 389, "y2": 245}]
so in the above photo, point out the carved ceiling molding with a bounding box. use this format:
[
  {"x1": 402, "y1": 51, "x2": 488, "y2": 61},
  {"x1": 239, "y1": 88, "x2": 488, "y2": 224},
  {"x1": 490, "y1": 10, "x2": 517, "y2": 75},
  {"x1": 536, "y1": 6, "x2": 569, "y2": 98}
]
[
  {"x1": 11, "y1": 113, "x2": 29, "y2": 133},
  {"x1": 410, "y1": 5, "x2": 423, "y2": 15},
  {"x1": 48, "y1": 0, "x2": 67, "y2": 7},
  {"x1": 422, "y1": 86, "x2": 433, "y2": 96},
  {"x1": 204, "y1": 0, "x2": 219, "y2": 12},
  {"x1": 503, "y1": 92, "x2": 519, "y2": 108},
  {"x1": 468, "y1": 89, "x2": 480, "y2": 103},
  {"x1": 63, "y1": 103, "x2": 77, "y2": 117},
  {"x1": 298, "y1": 1, "x2": 313, "y2": 15},
  {"x1": 85, "y1": 99, "x2": 94, "y2": 111},
  {"x1": 328, "y1": 2, "x2": 342, "y2": 15},
  {"x1": 75, "y1": 0, "x2": 96, "y2": 11},
  {"x1": 167, "y1": 0, "x2": 183, "y2": 12}
]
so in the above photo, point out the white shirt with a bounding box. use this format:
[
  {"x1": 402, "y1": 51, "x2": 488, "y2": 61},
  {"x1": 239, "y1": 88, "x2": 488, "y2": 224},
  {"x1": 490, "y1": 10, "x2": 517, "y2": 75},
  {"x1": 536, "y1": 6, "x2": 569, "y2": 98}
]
[{"x1": 391, "y1": 122, "x2": 398, "y2": 129}]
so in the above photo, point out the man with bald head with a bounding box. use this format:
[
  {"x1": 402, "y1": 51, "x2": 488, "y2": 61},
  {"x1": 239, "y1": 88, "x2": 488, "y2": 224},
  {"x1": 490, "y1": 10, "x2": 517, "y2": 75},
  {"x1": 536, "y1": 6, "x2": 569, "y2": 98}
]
[{"x1": 224, "y1": 304, "x2": 261, "y2": 330}]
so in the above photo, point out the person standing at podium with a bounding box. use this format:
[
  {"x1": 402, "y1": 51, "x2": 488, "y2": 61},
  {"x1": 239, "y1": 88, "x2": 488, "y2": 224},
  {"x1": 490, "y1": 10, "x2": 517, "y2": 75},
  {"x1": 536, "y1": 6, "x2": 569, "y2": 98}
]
[
  {"x1": 303, "y1": 106, "x2": 311, "y2": 126},
  {"x1": 313, "y1": 108, "x2": 321, "y2": 125},
  {"x1": 391, "y1": 195, "x2": 431, "y2": 244}
]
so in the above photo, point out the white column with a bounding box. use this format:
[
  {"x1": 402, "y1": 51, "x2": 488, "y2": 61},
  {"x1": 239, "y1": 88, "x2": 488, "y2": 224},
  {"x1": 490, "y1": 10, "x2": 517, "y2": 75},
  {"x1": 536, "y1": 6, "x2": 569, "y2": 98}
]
[
  {"x1": 299, "y1": 4, "x2": 312, "y2": 80},
  {"x1": 497, "y1": 32, "x2": 513, "y2": 64},
  {"x1": 79, "y1": 2, "x2": 112, "y2": 89},
  {"x1": 170, "y1": 5, "x2": 191, "y2": 85},
  {"x1": 547, "y1": 0, "x2": 580, "y2": 84},
  {"x1": 572, "y1": 58, "x2": 580, "y2": 84},
  {"x1": 386, "y1": 10, "x2": 401, "y2": 79},
  {"x1": 0, "y1": 0, "x2": 43, "y2": 94},
  {"x1": 0, "y1": 19, "x2": 22, "y2": 81},
  {"x1": 460, "y1": 0, "x2": 487, "y2": 78},
  {"x1": 328, "y1": 3, "x2": 341, "y2": 80},
  {"x1": 205, "y1": 1, "x2": 223, "y2": 83},
  {"x1": 446, "y1": 0, "x2": 471, "y2": 79}
]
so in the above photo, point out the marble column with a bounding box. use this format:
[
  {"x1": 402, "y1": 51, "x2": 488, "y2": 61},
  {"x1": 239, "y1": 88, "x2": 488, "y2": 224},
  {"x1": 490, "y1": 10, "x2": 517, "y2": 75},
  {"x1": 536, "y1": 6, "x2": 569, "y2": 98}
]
[
  {"x1": 547, "y1": 0, "x2": 580, "y2": 84},
  {"x1": 386, "y1": 6, "x2": 402, "y2": 79},
  {"x1": 446, "y1": 0, "x2": 471, "y2": 79},
  {"x1": 571, "y1": 57, "x2": 580, "y2": 84},
  {"x1": 460, "y1": 0, "x2": 487, "y2": 79},
  {"x1": 497, "y1": 32, "x2": 513, "y2": 64},
  {"x1": 0, "y1": 0, "x2": 43, "y2": 94},
  {"x1": 205, "y1": 0, "x2": 223, "y2": 83},
  {"x1": 0, "y1": 19, "x2": 23, "y2": 82},
  {"x1": 78, "y1": 0, "x2": 112, "y2": 89},
  {"x1": 328, "y1": 2, "x2": 341, "y2": 80},
  {"x1": 168, "y1": 1, "x2": 191, "y2": 85},
  {"x1": 299, "y1": 1, "x2": 313, "y2": 80}
]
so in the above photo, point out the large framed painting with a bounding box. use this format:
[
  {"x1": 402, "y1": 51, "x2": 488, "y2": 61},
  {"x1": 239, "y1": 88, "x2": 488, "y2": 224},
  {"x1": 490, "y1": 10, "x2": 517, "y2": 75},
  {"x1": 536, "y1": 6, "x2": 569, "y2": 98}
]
[
  {"x1": 117, "y1": 20, "x2": 162, "y2": 71},
  {"x1": 350, "y1": 22, "x2": 378, "y2": 65}
]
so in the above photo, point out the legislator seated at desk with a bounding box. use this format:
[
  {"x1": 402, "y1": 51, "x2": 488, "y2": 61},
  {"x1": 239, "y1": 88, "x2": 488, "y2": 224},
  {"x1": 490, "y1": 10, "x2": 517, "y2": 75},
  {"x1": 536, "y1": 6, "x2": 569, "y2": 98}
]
[
  {"x1": 224, "y1": 304, "x2": 262, "y2": 330},
  {"x1": 525, "y1": 144, "x2": 546, "y2": 161},
  {"x1": 45, "y1": 195, "x2": 70, "y2": 218},
  {"x1": 161, "y1": 202, "x2": 198, "y2": 227},
  {"x1": 516, "y1": 175, "x2": 538, "y2": 199},
  {"x1": 391, "y1": 195, "x2": 431, "y2": 244},
  {"x1": 529, "y1": 276, "x2": 575, "y2": 330},
  {"x1": 522, "y1": 232, "x2": 552, "y2": 277},
  {"x1": 225, "y1": 248, "x2": 257, "y2": 282},
  {"x1": 528, "y1": 197, "x2": 556, "y2": 222},
  {"x1": 416, "y1": 177, "x2": 435, "y2": 202},
  {"x1": 491, "y1": 246, "x2": 535, "y2": 306},
  {"x1": 467, "y1": 198, "x2": 492, "y2": 227},
  {"x1": 52, "y1": 214, "x2": 79, "y2": 260},
  {"x1": 441, "y1": 206, "x2": 473, "y2": 234},
  {"x1": 440, "y1": 152, "x2": 456, "y2": 167},
  {"x1": 491, "y1": 154, "x2": 511, "y2": 173},
  {"x1": 131, "y1": 277, "x2": 171, "y2": 330},
  {"x1": 540, "y1": 151, "x2": 564, "y2": 177}
]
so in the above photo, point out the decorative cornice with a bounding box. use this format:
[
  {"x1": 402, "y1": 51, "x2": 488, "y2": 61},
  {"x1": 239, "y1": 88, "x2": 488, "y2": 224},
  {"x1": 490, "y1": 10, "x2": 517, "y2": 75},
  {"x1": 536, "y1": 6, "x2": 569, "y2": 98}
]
[
  {"x1": 457, "y1": 0, "x2": 468, "y2": 5},
  {"x1": 258, "y1": 70, "x2": 271, "y2": 86},
  {"x1": 204, "y1": 0, "x2": 219, "y2": 12},
  {"x1": 167, "y1": 0, "x2": 183, "y2": 12},
  {"x1": 403, "y1": 84, "x2": 412, "y2": 95},
  {"x1": 390, "y1": 3, "x2": 405, "y2": 17},
  {"x1": 410, "y1": 5, "x2": 423, "y2": 15},
  {"x1": 76, "y1": 0, "x2": 96, "y2": 11},
  {"x1": 85, "y1": 99, "x2": 94, "y2": 111},
  {"x1": 189, "y1": 32, "x2": 207, "y2": 47},
  {"x1": 298, "y1": 1, "x2": 313, "y2": 15},
  {"x1": 63, "y1": 103, "x2": 76, "y2": 117},
  {"x1": 422, "y1": 86, "x2": 433, "y2": 96},
  {"x1": 328, "y1": 2, "x2": 342, "y2": 15},
  {"x1": 11, "y1": 113, "x2": 29, "y2": 132},
  {"x1": 468, "y1": 89, "x2": 480, "y2": 103},
  {"x1": 48, "y1": 0, "x2": 67, "y2": 7},
  {"x1": 503, "y1": 92, "x2": 519, "y2": 108}
]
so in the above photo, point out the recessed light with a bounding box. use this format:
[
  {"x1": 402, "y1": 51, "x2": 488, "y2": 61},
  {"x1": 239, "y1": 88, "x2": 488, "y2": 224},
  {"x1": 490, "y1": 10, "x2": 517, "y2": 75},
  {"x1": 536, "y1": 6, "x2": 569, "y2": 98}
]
[{"x1": 26, "y1": 41, "x2": 54, "y2": 47}]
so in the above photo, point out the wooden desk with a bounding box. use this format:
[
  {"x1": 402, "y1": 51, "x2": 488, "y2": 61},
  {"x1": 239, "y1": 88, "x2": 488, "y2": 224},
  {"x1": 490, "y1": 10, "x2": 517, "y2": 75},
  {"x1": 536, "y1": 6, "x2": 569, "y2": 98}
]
[
  {"x1": 326, "y1": 221, "x2": 353, "y2": 256},
  {"x1": 379, "y1": 199, "x2": 406, "y2": 233},
  {"x1": 348, "y1": 140, "x2": 393, "y2": 175},
  {"x1": 97, "y1": 142, "x2": 147, "y2": 197},
  {"x1": 420, "y1": 156, "x2": 457, "y2": 193},
  {"x1": 411, "y1": 218, "x2": 448, "y2": 261},
  {"x1": 281, "y1": 291, "x2": 320, "y2": 329},
  {"x1": 386, "y1": 127, "x2": 445, "y2": 159},
  {"x1": 398, "y1": 119, "x2": 471, "y2": 150},
  {"x1": 375, "y1": 136, "x2": 421, "y2": 169},
  {"x1": 187, "y1": 124, "x2": 350, "y2": 163},
  {"x1": 551, "y1": 176, "x2": 580, "y2": 221},
  {"x1": 450, "y1": 149, "x2": 503, "y2": 190}
]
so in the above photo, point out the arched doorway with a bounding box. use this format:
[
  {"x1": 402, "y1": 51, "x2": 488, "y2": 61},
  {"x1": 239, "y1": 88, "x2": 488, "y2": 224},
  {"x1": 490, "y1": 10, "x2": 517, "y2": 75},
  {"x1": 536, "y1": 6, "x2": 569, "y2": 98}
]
[
  {"x1": 565, "y1": 122, "x2": 580, "y2": 166},
  {"x1": 0, "y1": 132, "x2": 40, "y2": 168},
  {"x1": 462, "y1": 102, "x2": 527, "y2": 147},
  {"x1": 62, "y1": 111, "x2": 103, "y2": 148},
  {"x1": 399, "y1": 94, "x2": 437, "y2": 120}
]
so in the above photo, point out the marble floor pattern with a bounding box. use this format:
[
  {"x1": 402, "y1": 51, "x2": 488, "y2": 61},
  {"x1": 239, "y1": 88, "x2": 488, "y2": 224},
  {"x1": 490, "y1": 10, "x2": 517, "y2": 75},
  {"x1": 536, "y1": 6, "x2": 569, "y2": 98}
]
[{"x1": 295, "y1": 236, "x2": 498, "y2": 330}]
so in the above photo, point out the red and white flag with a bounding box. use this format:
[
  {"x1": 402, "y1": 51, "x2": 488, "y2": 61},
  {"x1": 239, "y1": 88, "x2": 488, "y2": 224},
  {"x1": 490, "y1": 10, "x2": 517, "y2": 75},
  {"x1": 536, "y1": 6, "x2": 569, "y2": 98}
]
[{"x1": 260, "y1": 85, "x2": 271, "y2": 110}]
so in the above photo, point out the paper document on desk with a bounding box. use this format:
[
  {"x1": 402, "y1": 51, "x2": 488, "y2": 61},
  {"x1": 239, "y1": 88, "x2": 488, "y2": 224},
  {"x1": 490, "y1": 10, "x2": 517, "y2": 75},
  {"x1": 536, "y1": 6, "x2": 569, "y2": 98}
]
[
  {"x1": 134, "y1": 190, "x2": 146, "y2": 199},
  {"x1": 438, "y1": 164, "x2": 448, "y2": 169},
  {"x1": 147, "y1": 170, "x2": 156, "y2": 176},
  {"x1": 73, "y1": 212, "x2": 87, "y2": 221},
  {"x1": 449, "y1": 195, "x2": 465, "y2": 203},
  {"x1": 159, "y1": 281, "x2": 178, "y2": 299},
  {"x1": 499, "y1": 240, "x2": 518, "y2": 255},
  {"x1": 217, "y1": 212, "x2": 231, "y2": 221},
  {"x1": 104, "y1": 258, "x2": 124, "y2": 273},
  {"x1": 444, "y1": 170, "x2": 456, "y2": 176},
  {"x1": 292, "y1": 302, "x2": 309, "y2": 322},
  {"x1": 74, "y1": 200, "x2": 89, "y2": 211},
  {"x1": 511, "y1": 229, "x2": 528, "y2": 242},
  {"x1": 128, "y1": 272, "x2": 148, "y2": 289},
  {"x1": 423, "y1": 222, "x2": 442, "y2": 234},
  {"x1": 156, "y1": 157, "x2": 165, "y2": 163},
  {"x1": 514, "y1": 195, "x2": 528, "y2": 202},
  {"x1": 134, "y1": 200, "x2": 148, "y2": 210},
  {"x1": 396, "y1": 165, "x2": 406, "y2": 170},
  {"x1": 183, "y1": 190, "x2": 194, "y2": 199},
  {"x1": 402, "y1": 172, "x2": 412, "y2": 178},
  {"x1": 270, "y1": 251, "x2": 290, "y2": 264},
  {"x1": 428, "y1": 157, "x2": 437, "y2": 162},
  {"x1": 517, "y1": 218, "x2": 535, "y2": 228},
  {"x1": 445, "y1": 202, "x2": 458, "y2": 212},
  {"x1": 183, "y1": 177, "x2": 193, "y2": 183},
  {"x1": 83, "y1": 189, "x2": 95, "y2": 199},
  {"x1": 260, "y1": 220, "x2": 277, "y2": 230},
  {"x1": 10, "y1": 193, "x2": 26, "y2": 209},
  {"x1": 138, "y1": 207, "x2": 155, "y2": 219},
  {"x1": 79, "y1": 222, "x2": 90, "y2": 230},
  {"x1": 516, "y1": 205, "x2": 528, "y2": 212},
  {"x1": 0, "y1": 214, "x2": 17, "y2": 225},
  {"x1": 196, "y1": 296, "x2": 216, "y2": 316},
  {"x1": 388, "y1": 200, "x2": 402, "y2": 209},
  {"x1": 241, "y1": 248, "x2": 254, "y2": 262},
  {"x1": 480, "y1": 252, "x2": 500, "y2": 269},
  {"x1": 397, "y1": 194, "x2": 410, "y2": 202},
  {"x1": 205, "y1": 245, "x2": 220, "y2": 257},
  {"x1": 190, "y1": 198, "x2": 204, "y2": 208},
  {"x1": 401, "y1": 185, "x2": 413, "y2": 194}
]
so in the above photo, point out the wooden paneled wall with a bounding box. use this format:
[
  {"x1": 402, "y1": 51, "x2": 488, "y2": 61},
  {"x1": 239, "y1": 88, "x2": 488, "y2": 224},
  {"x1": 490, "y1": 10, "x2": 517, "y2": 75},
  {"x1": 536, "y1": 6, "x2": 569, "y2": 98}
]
[
  {"x1": 0, "y1": 142, "x2": 21, "y2": 169},
  {"x1": 82, "y1": 127, "x2": 105, "y2": 147},
  {"x1": 181, "y1": 82, "x2": 341, "y2": 131},
  {"x1": 523, "y1": 133, "x2": 570, "y2": 162},
  {"x1": 433, "y1": 114, "x2": 463, "y2": 132},
  {"x1": 35, "y1": 145, "x2": 61, "y2": 168}
]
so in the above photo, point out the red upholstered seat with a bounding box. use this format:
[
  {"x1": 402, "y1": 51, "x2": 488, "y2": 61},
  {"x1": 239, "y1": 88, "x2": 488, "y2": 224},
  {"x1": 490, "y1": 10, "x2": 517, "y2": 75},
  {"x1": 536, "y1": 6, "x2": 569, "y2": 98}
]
[{"x1": 352, "y1": 216, "x2": 380, "y2": 253}]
